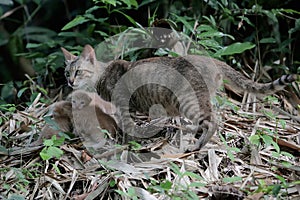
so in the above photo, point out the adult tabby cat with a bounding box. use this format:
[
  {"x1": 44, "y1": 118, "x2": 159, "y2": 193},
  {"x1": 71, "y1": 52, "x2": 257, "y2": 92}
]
[{"x1": 62, "y1": 45, "x2": 298, "y2": 151}]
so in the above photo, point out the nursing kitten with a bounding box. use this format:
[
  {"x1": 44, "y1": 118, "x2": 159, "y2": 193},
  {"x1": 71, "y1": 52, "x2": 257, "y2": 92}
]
[
  {"x1": 33, "y1": 101, "x2": 72, "y2": 145},
  {"x1": 70, "y1": 90, "x2": 118, "y2": 151},
  {"x1": 62, "y1": 45, "x2": 298, "y2": 151}
]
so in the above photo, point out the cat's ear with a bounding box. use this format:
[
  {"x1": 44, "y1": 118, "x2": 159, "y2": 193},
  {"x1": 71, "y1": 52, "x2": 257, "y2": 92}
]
[
  {"x1": 61, "y1": 47, "x2": 77, "y2": 62},
  {"x1": 81, "y1": 44, "x2": 97, "y2": 65}
]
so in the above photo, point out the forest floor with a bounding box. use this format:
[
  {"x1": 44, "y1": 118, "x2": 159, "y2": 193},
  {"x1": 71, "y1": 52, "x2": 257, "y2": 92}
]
[{"x1": 0, "y1": 89, "x2": 300, "y2": 200}]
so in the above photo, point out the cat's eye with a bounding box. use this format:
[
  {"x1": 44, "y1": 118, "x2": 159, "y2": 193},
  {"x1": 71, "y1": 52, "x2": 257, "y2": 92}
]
[
  {"x1": 65, "y1": 71, "x2": 70, "y2": 77},
  {"x1": 75, "y1": 70, "x2": 83, "y2": 76}
]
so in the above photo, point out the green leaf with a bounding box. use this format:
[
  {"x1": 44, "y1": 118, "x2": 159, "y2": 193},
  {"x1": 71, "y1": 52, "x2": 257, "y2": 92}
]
[
  {"x1": 272, "y1": 184, "x2": 281, "y2": 196},
  {"x1": 36, "y1": 85, "x2": 48, "y2": 95},
  {"x1": 112, "y1": 10, "x2": 138, "y2": 26},
  {"x1": 52, "y1": 163, "x2": 61, "y2": 174},
  {"x1": 160, "y1": 180, "x2": 172, "y2": 190},
  {"x1": 223, "y1": 176, "x2": 242, "y2": 183},
  {"x1": 43, "y1": 138, "x2": 54, "y2": 147},
  {"x1": 279, "y1": 119, "x2": 286, "y2": 129},
  {"x1": 61, "y1": 16, "x2": 89, "y2": 31},
  {"x1": 52, "y1": 136, "x2": 65, "y2": 146},
  {"x1": 47, "y1": 146, "x2": 64, "y2": 159},
  {"x1": 189, "y1": 181, "x2": 206, "y2": 187},
  {"x1": 215, "y1": 42, "x2": 255, "y2": 56},
  {"x1": 275, "y1": 175, "x2": 286, "y2": 185},
  {"x1": 26, "y1": 43, "x2": 43, "y2": 49},
  {"x1": 260, "y1": 37, "x2": 277, "y2": 44},
  {"x1": 96, "y1": 0, "x2": 117, "y2": 6},
  {"x1": 261, "y1": 134, "x2": 273, "y2": 147},
  {"x1": 17, "y1": 87, "x2": 28, "y2": 98},
  {"x1": 249, "y1": 135, "x2": 260, "y2": 146},
  {"x1": 128, "y1": 141, "x2": 141, "y2": 150},
  {"x1": 109, "y1": 180, "x2": 116, "y2": 187},
  {"x1": 7, "y1": 194, "x2": 26, "y2": 200},
  {"x1": 120, "y1": 0, "x2": 138, "y2": 8},
  {"x1": 183, "y1": 171, "x2": 202, "y2": 179},
  {"x1": 271, "y1": 151, "x2": 280, "y2": 158},
  {"x1": 281, "y1": 151, "x2": 294, "y2": 159},
  {"x1": 171, "y1": 13, "x2": 194, "y2": 34},
  {"x1": 40, "y1": 149, "x2": 52, "y2": 160}
]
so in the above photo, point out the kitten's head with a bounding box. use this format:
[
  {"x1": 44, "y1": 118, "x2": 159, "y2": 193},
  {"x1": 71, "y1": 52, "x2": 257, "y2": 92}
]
[
  {"x1": 70, "y1": 90, "x2": 93, "y2": 110},
  {"x1": 61, "y1": 45, "x2": 100, "y2": 90},
  {"x1": 52, "y1": 101, "x2": 72, "y2": 118}
]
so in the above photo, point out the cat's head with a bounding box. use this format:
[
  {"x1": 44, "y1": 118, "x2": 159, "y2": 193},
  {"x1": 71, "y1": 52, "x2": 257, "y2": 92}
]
[
  {"x1": 69, "y1": 90, "x2": 93, "y2": 110},
  {"x1": 61, "y1": 45, "x2": 100, "y2": 90}
]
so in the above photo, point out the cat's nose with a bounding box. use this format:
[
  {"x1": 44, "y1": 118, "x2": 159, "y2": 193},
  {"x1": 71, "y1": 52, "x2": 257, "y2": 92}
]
[{"x1": 68, "y1": 79, "x2": 74, "y2": 86}]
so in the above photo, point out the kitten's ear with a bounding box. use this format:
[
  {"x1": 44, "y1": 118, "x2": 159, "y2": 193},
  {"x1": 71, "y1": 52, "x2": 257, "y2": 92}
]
[
  {"x1": 63, "y1": 101, "x2": 72, "y2": 110},
  {"x1": 61, "y1": 47, "x2": 77, "y2": 61},
  {"x1": 81, "y1": 44, "x2": 97, "y2": 65}
]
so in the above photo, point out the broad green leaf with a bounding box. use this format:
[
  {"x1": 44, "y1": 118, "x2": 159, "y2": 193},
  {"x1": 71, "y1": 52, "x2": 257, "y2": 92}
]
[
  {"x1": 171, "y1": 13, "x2": 194, "y2": 34},
  {"x1": 197, "y1": 24, "x2": 215, "y2": 32},
  {"x1": 86, "y1": 5, "x2": 102, "y2": 14},
  {"x1": 43, "y1": 138, "x2": 54, "y2": 147},
  {"x1": 260, "y1": 37, "x2": 277, "y2": 44},
  {"x1": 120, "y1": 0, "x2": 138, "y2": 8},
  {"x1": 272, "y1": 185, "x2": 281, "y2": 196},
  {"x1": 215, "y1": 42, "x2": 255, "y2": 56},
  {"x1": 261, "y1": 134, "x2": 273, "y2": 147},
  {"x1": 52, "y1": 136, "x2": 65, "y2": 146},
  {"x1": 47, "y1": 146, "x2": 64, "y2": 159},
  {"x1": 198, "y1": 40, "x2": 221, "y2": 50},
  {"x1": 17, "y1": 87, "x2": 28, "y2": 98},
  {"x1": 160, "y1": 180, "x2": 172, "y2": 190},
  {"x1": 249, "y1": 135, "x2": 260, "y2": 146},
  {"x1": 61, "y1": 16, "x2": 88, "y2": 31},
  {"x1": 40, "y1": 149, "x2": 52, "y2": 160},
  {"x1": 26, "y1": 43, "x2": 43, "y2": 48},
  {"x1": 271, "y1": 140, "x2": 280, "y2": 153}
]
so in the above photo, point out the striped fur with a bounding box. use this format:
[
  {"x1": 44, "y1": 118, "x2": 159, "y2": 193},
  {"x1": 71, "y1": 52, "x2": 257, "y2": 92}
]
[{"x1": 62, "y1": 45, "x2": 298, "y2": 151}]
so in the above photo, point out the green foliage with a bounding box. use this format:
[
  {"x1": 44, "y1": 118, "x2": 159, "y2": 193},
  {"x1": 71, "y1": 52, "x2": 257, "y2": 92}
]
[
  {"x1": 39, "y1": 135, "x2": 65, "y2": 161},
  {"x1": 223, "y1": 176, "x2": 243, "y2": 183},
  {"x1": 1, "y1": 0, "x2": 299, "y2": 104},
  {"x1": 146, "y1": 162, "x2": 206, "y2": 199},
  {"x1": 0, "y1": 1, "x2": 299, "y2": 198},
  {"x1": 128, "y1": 141, "x2": 142, "y2": 150},
  {"x1": 219, "y1": 132, "x2": 241, "y2": 161}
]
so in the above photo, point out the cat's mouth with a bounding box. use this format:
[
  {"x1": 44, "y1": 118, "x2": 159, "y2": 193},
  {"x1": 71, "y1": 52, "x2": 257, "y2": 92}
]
[{"x1": 69, "y1": 83, "x2": 80, "y2": 90}]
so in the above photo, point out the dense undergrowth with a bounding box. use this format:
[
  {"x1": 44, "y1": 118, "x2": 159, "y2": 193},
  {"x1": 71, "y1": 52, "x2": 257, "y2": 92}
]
[{"x1": 0, "y1": 0, "x2": 300, "y2": 199}]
